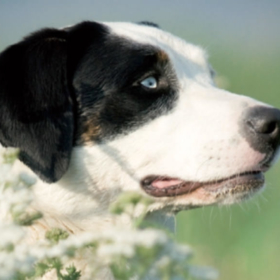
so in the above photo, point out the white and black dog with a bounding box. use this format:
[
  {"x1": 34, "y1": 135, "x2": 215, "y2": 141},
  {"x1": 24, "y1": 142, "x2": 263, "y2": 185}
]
[{"x1": 0, "y1": 20, "x2": 280, "y2": 267}]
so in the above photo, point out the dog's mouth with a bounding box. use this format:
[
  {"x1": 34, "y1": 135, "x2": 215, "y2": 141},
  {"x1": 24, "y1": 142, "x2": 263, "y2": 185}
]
[{"x1": 141, "y1": 171, "x2": 265, "y2": 198}]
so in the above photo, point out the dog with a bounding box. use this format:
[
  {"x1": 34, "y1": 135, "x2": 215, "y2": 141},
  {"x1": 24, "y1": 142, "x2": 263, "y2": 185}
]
[{"x1": 0, "y1": 20, "x2": 280, "y2": 278}]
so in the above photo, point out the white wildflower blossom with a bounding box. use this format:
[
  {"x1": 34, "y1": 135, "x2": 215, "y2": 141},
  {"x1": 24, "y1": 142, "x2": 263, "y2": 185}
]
[
  {"x1": 0, "y1": 148, "x2": 218, "y2": 280},
  {"x1": 19, "y1": 172, "x2": 37, "y2": 186},
  {"x1": 98, "y1": 243, "x2": 135, "y2": 258},
  {"x1": 0, "y1": 224, "x2": 25, "y2": 249}
]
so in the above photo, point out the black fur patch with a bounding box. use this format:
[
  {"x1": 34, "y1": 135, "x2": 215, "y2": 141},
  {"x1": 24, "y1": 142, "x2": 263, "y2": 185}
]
[
  {"x1": 0, "y1": 29, "x2": 74, "y2": 183},
  {"x1": 0, "y1": 21, "x2": 178, "y2": 182},
  {"x1": 138, "y1": 21, "x2": 160, "y2": 29},
  {"x1": 71, "y1": 30, "x2": 178, "y2": 142}
]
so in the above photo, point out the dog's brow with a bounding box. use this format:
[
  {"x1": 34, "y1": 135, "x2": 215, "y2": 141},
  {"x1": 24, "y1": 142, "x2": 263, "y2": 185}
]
[{"x1": 156, "y1": 50, "x2": 169, "y2": 63}]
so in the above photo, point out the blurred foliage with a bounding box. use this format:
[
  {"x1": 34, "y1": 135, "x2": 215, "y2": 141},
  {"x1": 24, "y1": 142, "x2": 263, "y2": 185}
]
[{"x1": 177, "y1": 45, "x2": 280, "y2": 280}]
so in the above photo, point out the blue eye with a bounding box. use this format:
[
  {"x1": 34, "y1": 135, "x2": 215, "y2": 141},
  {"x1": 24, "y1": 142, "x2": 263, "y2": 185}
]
[{"x1": 140, "y1": 77, "x2": 158, "y2": 89}]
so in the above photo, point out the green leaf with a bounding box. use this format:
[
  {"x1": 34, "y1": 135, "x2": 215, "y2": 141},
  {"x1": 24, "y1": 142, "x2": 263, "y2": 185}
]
[{"x1": 45, "y1": 228, "x2": 69, "y2": 244}]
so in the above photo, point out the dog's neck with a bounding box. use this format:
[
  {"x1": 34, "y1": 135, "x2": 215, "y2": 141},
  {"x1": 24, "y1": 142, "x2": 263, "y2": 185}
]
[
  {"x1": 27, "y1": 209, "x2": 176, "y2": 242},
  {"x1": 5, "y1": 147, "x2": 177, "y2": 242},
  {"x1": 9, "y1": 163, "x2": 175, "y2": 241}
]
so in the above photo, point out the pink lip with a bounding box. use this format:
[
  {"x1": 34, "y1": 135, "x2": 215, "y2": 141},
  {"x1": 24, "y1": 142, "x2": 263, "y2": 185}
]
[{"x1": 141, "y1": 171, "x2": 264, "y2": 198}]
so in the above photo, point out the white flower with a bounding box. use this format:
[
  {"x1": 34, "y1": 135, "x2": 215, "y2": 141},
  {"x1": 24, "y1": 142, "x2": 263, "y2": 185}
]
[
  {"x1": 19, "y1": 172, "x2": 37, "y2": 186},
  {"x1": 0, "y1": 224, "x2": 24, "y2": 248},
  {"x1": 0, "y1": 149, "x2": 218, "y2": 280},
  {"x1": 98, "y1": 243, "x2": 135, "y2": 258}
]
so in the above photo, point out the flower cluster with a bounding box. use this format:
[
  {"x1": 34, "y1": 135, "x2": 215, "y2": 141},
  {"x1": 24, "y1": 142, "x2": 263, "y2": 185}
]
[{"x1": 0, "y1": 147, "x2": 218, "y2": 280}]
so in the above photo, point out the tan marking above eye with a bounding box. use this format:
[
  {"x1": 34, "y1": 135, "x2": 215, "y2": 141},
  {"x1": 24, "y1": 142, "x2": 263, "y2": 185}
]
[
  {"x1": 156, "y1": 50, "x2": 169, "y2": 62},
  {"x1": 81, "y1": 117, "x2": 101, "y2": 143}
]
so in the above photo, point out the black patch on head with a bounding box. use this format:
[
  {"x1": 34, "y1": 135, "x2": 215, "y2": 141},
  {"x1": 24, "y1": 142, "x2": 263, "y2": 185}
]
[
  {"x1": 72, "y1": 32, "x2": 178, "y2": 142},
  {"x1": 0, "y1": 21, "x2": 109, "y2": 182},
  {"x1": 138, "y1": 21, "x2": 160, "y2": 29},
  {"x1": 0, "y1": 20, "x2": 178, "y2": 182},
  {"x1": 0, "y1": 29, "x2": 73, "y2": 183}
]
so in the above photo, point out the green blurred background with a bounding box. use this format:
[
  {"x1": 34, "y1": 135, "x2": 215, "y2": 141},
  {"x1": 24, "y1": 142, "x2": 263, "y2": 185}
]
[{"x1": 1, "y1": 1, "x2": 279, "y2": 279}]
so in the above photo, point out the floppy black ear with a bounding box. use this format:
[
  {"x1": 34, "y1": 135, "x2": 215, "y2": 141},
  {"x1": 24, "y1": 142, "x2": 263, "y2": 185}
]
[{"x1": 0, "y1": 29, "x2": 74, "y2": 183}]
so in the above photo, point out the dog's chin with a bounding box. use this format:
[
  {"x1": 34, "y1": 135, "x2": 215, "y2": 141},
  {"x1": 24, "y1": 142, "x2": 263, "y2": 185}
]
[{"x1": 141, "y1": 171, "x2": 265, "y2": 211}]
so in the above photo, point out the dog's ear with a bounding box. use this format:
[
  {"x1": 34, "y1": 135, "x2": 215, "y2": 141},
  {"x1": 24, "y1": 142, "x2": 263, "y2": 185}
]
[{"x1": 0, "y1": 29, "x2": 74, "y2": 183}]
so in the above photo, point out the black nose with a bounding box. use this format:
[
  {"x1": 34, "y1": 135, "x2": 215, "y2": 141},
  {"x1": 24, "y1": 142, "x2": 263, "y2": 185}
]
[{"x1": 241, "y1": 106, "x2": 280, "y2": 153}]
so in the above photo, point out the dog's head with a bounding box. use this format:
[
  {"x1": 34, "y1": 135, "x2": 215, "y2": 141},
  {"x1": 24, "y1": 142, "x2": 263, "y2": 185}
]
[{"x1": 0, "y1": 21, "x2": 279, "y2": 213}]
